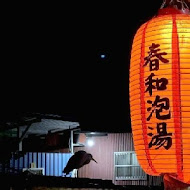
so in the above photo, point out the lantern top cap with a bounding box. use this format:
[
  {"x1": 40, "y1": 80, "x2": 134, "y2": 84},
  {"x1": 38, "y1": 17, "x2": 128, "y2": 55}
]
[{"x1": 158, "y1": 0, "x2": 190, "y2": 15}]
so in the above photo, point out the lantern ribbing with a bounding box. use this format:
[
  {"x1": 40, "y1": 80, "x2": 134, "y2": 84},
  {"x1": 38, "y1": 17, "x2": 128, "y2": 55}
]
[{"x1": 129, "y1": 8, "x2": 190, "y2": 184}]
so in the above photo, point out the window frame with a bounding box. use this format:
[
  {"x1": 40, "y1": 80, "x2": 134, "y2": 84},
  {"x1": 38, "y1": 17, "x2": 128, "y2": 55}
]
[{"x1": 114, "y1": 151, "x2": 147, "y2": 180}]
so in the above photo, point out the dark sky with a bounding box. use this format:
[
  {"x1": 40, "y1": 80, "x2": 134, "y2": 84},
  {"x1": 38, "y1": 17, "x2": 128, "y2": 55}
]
[{"x1": 2, "y1": 1, "x2": 164, "y2": 132}]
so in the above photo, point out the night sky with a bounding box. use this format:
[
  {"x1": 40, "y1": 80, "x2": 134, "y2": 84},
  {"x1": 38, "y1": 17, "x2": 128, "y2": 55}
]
[{"x1": 2, "y1": 1, "x2": 173, "y2": 132}]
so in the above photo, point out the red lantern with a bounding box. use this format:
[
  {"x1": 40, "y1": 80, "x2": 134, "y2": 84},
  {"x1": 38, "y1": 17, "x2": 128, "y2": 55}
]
[{"x1": 129, "y1": 0, "x2": 190, "y2": 185}]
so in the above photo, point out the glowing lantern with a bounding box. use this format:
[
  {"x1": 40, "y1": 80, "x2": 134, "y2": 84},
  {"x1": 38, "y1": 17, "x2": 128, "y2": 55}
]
[{"x1": 129, "y1": 0, "x2": 190, "y2": 185}]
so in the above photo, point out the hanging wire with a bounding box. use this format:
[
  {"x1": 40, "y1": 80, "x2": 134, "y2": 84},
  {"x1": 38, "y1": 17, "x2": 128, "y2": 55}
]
[{"x1": 160, "y1": 0, "x2": 189, "y2": 11}]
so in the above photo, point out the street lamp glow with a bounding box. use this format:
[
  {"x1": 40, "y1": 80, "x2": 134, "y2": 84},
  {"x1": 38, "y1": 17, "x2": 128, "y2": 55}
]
[{"x1": 87, "y1": 139, "x2": 94, "y2": 147}]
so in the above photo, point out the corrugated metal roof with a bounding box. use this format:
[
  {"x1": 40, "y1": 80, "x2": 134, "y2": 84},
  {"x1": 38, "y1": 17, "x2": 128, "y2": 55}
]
[{"x1": 19, "y1": 119, "x2": 79, "y2": 137}]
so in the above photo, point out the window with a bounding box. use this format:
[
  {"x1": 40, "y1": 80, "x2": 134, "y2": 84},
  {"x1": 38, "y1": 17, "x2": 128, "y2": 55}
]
[{"x1": 114, "y1": 151, "x2": 147, "y2": 180}]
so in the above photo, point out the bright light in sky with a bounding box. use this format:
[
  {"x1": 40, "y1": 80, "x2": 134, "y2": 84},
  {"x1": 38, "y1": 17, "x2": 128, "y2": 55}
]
[{"x1": 100, "y1": 54, "x2": 106, "y2": 59}]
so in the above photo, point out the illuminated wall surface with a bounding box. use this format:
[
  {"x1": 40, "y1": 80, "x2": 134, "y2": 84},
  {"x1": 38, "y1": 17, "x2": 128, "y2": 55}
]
[{"x1": 130, "y1": 10, "x2": 190, "y2": 184}]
